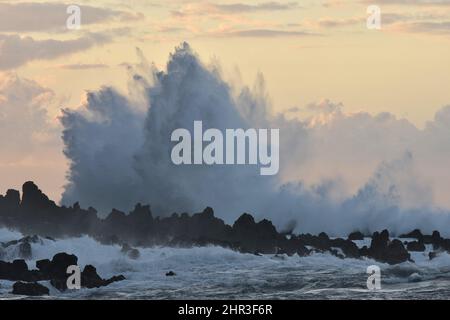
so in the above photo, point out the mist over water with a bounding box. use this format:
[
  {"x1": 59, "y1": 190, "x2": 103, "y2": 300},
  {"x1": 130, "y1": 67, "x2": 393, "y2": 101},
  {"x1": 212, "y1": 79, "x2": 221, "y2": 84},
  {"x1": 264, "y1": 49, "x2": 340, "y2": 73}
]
[{"x1": 61, "y1": 43, "x2": 450, "y2": 236}]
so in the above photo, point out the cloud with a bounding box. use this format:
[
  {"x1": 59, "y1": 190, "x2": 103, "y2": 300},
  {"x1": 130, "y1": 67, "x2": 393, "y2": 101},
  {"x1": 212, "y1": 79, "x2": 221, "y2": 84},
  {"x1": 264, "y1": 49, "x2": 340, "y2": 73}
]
[
  {"x1": 380, "y1": 11, "x2": 450, "y2": 35},
  {"x1": 389, "y1": 21, "x2": 450, "y2": 34},
  {"x1": 0, "y1": 33, "x2": 110, "y2": 70},
  {"x1": 0, "y1": 73, "x2": 55, "y2": 156},
  {"x1": 299, "y1": 11, "x2": 450, "y2": 34},
  {"x1": 156, "y1": 26, "x2": 186, "y2": 34},
  {"x1": 213, "y1": 1, "x2": 300, "y2": 13},
  {"x1": 310, "y1": 17, "x2": 364, "y2": 28},
  {"x1": 158, "y1": 1, "x2": 307, "y2": 39},
  {"x1": 0, "y1": 73, "x2": 64, "y2": 199},
  {"x1": 172, "y1": 1, "x2": 300, "y2": 16},
  {"x1": 0, "y1": 2, "x2": 142, "y2": 32},
  {"x1": 361, "y1": 0, "x2": 450, "y2": 6},
  {"x1": 322, "y1": 0, "x2": 350, "y2": 7},
  {"x1": 212, "y1": 29, "x2": 320, "y2": 37},
  {"x1": 56, "y1": 63, "x2": 109, "y2": 70}
]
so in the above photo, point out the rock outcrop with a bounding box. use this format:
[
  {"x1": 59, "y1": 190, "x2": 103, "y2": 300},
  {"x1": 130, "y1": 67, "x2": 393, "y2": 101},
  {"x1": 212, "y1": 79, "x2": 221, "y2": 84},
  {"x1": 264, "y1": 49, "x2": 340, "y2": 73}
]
[
  {"x1": 1, "y1": 252, "x2": 125, "y2": 293},
  {"x1": 2, "y1": 182, "x2": 450, "y2": 269},
  {"x1": 81, "y1": 265, "x2": 125, "y2": 289},
  {"x1": 365, "y1": 230, "x2": 411, "y2": 264},
  {"x1": 12, "y1": 281, "x2": 49, "y2": 296},
  {"x1": 406, "y1": 241, "x2": 426, "y2": 252},
  {"x1": 348, "y1": 231, "x2": 364, "y2": 241}
]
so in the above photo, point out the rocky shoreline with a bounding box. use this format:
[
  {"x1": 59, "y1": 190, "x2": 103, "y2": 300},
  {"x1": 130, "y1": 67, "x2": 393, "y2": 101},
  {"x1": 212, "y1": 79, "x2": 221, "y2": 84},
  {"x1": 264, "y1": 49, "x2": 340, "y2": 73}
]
[
  {"x1": 0, "y1": 251, "x2": 125, "y2": 296},
  {"x1": 1, "y1": 181, "x2": 450, "y2": 296}
]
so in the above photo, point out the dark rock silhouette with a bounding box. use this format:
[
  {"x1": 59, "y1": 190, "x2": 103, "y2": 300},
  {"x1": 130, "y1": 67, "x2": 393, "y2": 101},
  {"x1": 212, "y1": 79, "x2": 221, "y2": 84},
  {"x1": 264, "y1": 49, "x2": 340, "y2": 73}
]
[
  {"x1": 406, "y1": 241, "x2": 426, "y2": 252},
  {"x1": 45, "y1": 253, "x2": 78, "y2": 280},
  {"x1": 21, "y1": 181, "x2": 56, "y2": 211},
  {"x1": 12, "y1": 281, "x2": 49, "y2": 296},
  {"x1": 400, "y1": 228, "x2": 450, "y2": 253},
  {"x1": 2, "y1": 182, "x2": 450, "y2": 268},
  {"x1": 81, "y1": 265, "x2": 125, "y2": 289},
  {"x1": 365, "y1": 230, "x2": 411, "y2": 264},
  {"x1": 348, "y1": 231, "x2": 364, "y2": 241},
  {"x1": 1, "y1": 251, "x2": 124, "y2": 293},
  {"x1": 330, "y1": 238, "x2": 360, "y2": 258},
  {"x1": 0, "y1": 259, "x2": 40, "y2": 282},
  {"x1": 276, "y1": 235, "x2": 310, "y2": 257},
  {"x1": 359, "y1": 245, "x2": 369, "y2": 257},
  {"x1": 166, "y1": 271, "x2": 176, "y2": 276},
  {"x1": 36, "y1": 259, "x2": 52, "y2": 275},
  {"x1": 400, "y1": 229, "x2": 423, "y2": 241},
  {"x1": 298, "y1": 233, "x2": 330, "y2": 251},
  {"x1": 295, "y1": 233, "x2": 361, "y2": 258},
  {"x1": 1, "y1": 189, "x2": 20, "y2": 209},
  {"x1": 231, "y1": 213, "x2": 281, "y2": 254}
]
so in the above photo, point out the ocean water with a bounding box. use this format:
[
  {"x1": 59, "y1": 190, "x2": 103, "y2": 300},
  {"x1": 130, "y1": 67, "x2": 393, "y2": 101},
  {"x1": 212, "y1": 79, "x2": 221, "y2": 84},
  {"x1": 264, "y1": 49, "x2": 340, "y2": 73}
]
[{"x1": 1, "y1": 228, "x2": 450, "y2": 300}]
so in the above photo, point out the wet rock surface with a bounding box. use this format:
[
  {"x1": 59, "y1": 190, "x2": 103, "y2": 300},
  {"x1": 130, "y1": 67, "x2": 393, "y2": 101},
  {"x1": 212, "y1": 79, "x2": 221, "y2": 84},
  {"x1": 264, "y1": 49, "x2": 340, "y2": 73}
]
[
  {"x1": 0, "y1": 251, "x2": 125, "y2": 294},
  {"x1": 348, "y1": 231, "x2": 364, "y2": 241},
  {"x1": 365, "y1": 230, "x2": 411, "y2": 264},
  {"x1": 12, "y1": 281, "x2": 49, "y2": 296}
]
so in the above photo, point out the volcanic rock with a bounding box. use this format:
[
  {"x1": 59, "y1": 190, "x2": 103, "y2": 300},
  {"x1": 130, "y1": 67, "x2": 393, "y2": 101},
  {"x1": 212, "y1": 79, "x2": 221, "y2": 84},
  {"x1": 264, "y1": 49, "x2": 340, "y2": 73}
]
[
  {"x1": 12, "y1": 281, "x2": 49, "y2": 296},
  {"x1": 348, "y1": 231, "x2": 364, "y2": 241},
  {"x1": 399, "y1": 229, "x2": 423, "y2": 241},
  {"x1": 368, "y1": 230, "x2": 410, "y2": 264},
  {"x1": 406, "y1": 241, "x2": 425, "y2": 252},
  {"x1": 81, "y1": 265, "x2": 125, "y2": 288}
]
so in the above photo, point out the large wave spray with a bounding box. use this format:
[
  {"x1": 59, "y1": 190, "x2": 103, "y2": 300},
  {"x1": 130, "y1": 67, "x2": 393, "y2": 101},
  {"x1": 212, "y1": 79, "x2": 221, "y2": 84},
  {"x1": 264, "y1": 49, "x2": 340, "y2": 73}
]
[{"x1": 61, "y1": 43, "x2": 450, "y2": 236}]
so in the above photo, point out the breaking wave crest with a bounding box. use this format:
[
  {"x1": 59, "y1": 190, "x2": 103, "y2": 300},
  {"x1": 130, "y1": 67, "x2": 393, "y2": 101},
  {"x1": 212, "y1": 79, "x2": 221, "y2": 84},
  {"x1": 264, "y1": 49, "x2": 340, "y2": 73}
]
[{"x1": 60, "y1": 42, "x2": 450, "y2": 237}]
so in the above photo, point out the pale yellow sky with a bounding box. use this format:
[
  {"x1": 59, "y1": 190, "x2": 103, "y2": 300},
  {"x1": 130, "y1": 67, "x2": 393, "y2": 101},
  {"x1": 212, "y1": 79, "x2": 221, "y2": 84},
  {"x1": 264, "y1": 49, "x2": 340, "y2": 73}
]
[
  {"x1": 9, "y1": 0, "x2": 450, "y2": 126},
  {"x1": 1, "y1": 0, "x2": 450, "y2": 201}
]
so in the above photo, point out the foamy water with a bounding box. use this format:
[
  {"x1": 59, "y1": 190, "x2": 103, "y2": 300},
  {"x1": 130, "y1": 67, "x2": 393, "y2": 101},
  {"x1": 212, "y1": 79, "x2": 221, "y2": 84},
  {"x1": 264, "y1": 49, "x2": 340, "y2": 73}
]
[{"x1": 1, "y1": 228, "x2": 450, "y2": 299}]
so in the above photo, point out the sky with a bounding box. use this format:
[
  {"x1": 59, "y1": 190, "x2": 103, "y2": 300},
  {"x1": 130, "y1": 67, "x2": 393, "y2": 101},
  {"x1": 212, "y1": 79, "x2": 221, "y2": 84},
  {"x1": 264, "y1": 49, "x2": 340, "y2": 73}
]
[{"x1": 1, "y1": 0, "x2": 450, "y2": 206}]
